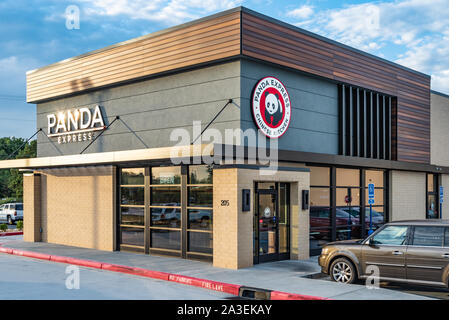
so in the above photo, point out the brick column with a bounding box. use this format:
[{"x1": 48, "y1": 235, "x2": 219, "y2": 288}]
[{"x1": 23, "y1": 173, "x2": 41, "y2": 242}]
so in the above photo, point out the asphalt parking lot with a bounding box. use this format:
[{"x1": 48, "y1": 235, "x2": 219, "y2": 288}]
[{"x1": 0, "y1": 253, "x2": 235, "y2": 300}]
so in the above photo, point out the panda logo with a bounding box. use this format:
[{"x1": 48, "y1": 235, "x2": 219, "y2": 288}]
[
  {"x1": 251, "y1": 76, "x2": 291, "y2": 139},
  {"x1": 265, "y1": 92, "x2": 283, "y2": 127}
]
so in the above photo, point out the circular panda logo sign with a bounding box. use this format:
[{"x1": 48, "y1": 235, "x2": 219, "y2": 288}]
[{"x1": 251, "y1": 76, "x2": 291, "y2": 138}]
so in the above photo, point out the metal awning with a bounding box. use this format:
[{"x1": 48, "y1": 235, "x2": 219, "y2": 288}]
[{"x1": 0, "y1": 144, "x2": 212, "y2": 170}]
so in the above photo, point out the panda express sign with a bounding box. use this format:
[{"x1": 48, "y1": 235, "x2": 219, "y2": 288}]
[
  {"x1": 47, "y1": 105, "x2": 106, "y2": 144},
  {"x1": 251, "y1": 76, "x2": 291, "y2": 138}
]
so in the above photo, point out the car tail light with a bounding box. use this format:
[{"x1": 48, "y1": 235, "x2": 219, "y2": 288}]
[{"x1": 14, "y1": 211, "x2": 17, "y2": 216}]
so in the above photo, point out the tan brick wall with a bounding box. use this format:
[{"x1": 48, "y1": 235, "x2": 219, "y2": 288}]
[
  {"x1": 37, "y1": 166, "x2": 116, "y2": 251},
  {"x1": 213, "y1": 168, "x2": 239, "y2": 269},
  {"x1": 431, "y1": 92, "x2": 449, "y2": 167},
  {"x1": 389, "y1": 170, "x2": 426, "y2": 221},
  {"x1": 213, "y1": 167, "x2": 309, "y2": 269},
  {"x1": 23, "y1": 174, "x2": 41, "y2": 242}
]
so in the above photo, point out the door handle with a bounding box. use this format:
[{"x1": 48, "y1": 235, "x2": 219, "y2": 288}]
[
  {"x1": 442, "y1": 253, "x2": 449, "y2": 259},
  {"x1": 392, "y1": 251, "x2": 404, "y2": 256}
]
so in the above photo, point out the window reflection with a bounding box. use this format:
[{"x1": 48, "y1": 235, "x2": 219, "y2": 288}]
[
  {"x1": 189, "y1": 165, "x2": 213, "y2": 184},
  {"x1": 188, "y1": 209, "x2": 212, "y2": 230},
  {"x1": 151, "y1": 167, "x2": 181, "y2": 185},
  {"x1": 151, "y1": 208, "x2": 181, "y2": 228},
  {"x1": 188, "y1": 232, "x2": 212, "y2": 254},
  {"x1": 120, "y1": 207, "x2": 144, "y2": 226},
  {"x1": 121, "y1": 168, "x2": 145, "y2": 185},
  {"x1": 151, "y1": 229, "x2": 181, "y2": 250},
  {"x1": 121, "y1": 187, "x2": 145, "y2": 206},
  {"x1": 151, "y1": 187, "x2": 181, "y2": 206}
]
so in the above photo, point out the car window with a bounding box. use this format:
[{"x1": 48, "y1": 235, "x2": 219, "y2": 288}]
[
  {"x1": 10, "y1": 204, "x2": 15, "y2": 210},
  {"x1": 16, "y1": 204, "x2": 23, "y2": 210},
  {"x1": 412, "y1": 226, "x2": 444, "y2": 247},
  {"x1": 372, "y1": 225, "x2": 408, "y2": 245},
  {"x1": 445, "y1": 228, "x2": 449, "y2": 247},
  {"x1": 0, "y1": 205, "x2": 4, "y2": 210}
]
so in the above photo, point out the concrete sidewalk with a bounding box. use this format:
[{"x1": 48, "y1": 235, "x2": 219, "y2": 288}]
[{"x1": 0, "y1": 239, "x2": 432, "y2": 300}]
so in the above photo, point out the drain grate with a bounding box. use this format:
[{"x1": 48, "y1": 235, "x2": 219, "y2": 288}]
[{"x1": 239, "y1": 286, "x2": 272, "y2": 300}]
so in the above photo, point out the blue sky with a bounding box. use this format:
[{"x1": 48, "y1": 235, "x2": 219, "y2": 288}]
[{"x1": 1, "y1": 0, "x2": 448, "y2": 138}]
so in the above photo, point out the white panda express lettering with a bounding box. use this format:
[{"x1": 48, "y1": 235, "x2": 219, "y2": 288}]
[
  {"x1": 46, "y1": 105, "x2": 106, "y2": 144},
  {"x1": 251, "y1": 76, "x2": 291, "y2": 138}
]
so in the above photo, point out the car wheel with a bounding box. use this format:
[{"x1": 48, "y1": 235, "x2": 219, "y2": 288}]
[
  {"x1": 330, "y1": 258, "x2": 357, "y2": 284},
  {"x1": 7, "y1": 216, "x2": 13, "y2": 225}
]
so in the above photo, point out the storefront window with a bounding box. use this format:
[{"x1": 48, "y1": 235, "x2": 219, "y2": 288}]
[
  {"x1": 308, "y1": 166, "x2": 388, "y2": 255},
  {"x1": 364, "y1": 170, "x2": 386, "y2": 230},
  {"x1": 121, "y1": 168, "x2": 145, "y2": 185},
  {"x1": 151, "y1": 229, "x2": 181, "y2": 250},
  {"x1": 309, "y1": 167, "x2": 332, "y2": 253},
  {"x1": 187, "y1": 165, "x2": 213, "y2": 256},
  {"x1": 189, "y1": 165, "x2": 213, "y2": 184},
  {"x1": 119, "y1": 165, "x2": 213, "y2": 259},
  {"x1": 120, "y1": 168, "x2": 145, "y2": 253},
  {"x1": 427, "y1": 173, "x2": 439, "y2": 219},
  {"x1": 151, "y1": 166, "x2": 181, "y2": 185}
]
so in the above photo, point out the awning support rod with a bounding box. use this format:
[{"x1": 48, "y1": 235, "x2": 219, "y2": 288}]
[
  {"x1": 80, "y1": 116, "x2": 120, "y2": 154},
  {"x1": 4, "y1": 128, "x2": 42, "y2": 160},
  {"x1": 191, "y1": 99, "x2": 233, "y2": 145}
]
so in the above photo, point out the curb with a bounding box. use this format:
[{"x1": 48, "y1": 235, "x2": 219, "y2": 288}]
[
  {"x1": 0, "y1": 244, "x2": 329, "y2": 300},
  {"x1": 0, "y1": 232, "x2": 23, "y2": 237}
]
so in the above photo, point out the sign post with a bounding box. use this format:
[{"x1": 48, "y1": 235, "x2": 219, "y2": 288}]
[
  {"x1": 368, "y1": 183, "x2": 375, "y2": 235},
  {"x1": 440, "y1": 186, "x2": 444, "y2": 219}
]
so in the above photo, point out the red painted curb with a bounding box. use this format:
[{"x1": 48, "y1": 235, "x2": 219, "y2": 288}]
[
  {"x1": 270, "y1": 291, "x2": 329, "y2": 300},
  {"x1": 168, "y1": 274, "x2": 241, "y2": 296},
  {"x1": 12, "y1": 249, "x2": 51, "y2": 261},
  {"x1": 0, "y1": 244, "x2": 329, "y2": 300},
  {"x1": 0, "y1": 232, "x2": 23, "y2": 237}
]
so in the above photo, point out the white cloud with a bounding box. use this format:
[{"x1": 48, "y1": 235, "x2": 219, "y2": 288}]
[
  {"x1": 0, "y1": 56, "x2": 39, "y2": 96},
  {"x1": 78, "y1": 0, "x2": 242, "y2": 25},
  {"x1": 287, "y1": 5, "x2": 314, "y2": 19},
  {"x1": 288, "y1": 0, "x2": 449, "y2": 94}
]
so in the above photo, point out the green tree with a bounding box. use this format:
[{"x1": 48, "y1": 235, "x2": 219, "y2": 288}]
[{"x1": 0, "y1": 138, "x2": 37, "y2": 200}]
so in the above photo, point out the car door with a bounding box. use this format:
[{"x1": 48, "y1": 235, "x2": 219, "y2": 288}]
[
  {"x1": 405, "y1": 226, "x2": 448, "y2": 285},
  {"x1": 361, "y1": 225, "x2": 409, "y2": 280}
]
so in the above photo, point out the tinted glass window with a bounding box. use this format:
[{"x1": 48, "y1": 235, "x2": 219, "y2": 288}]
[
  {"x1": 412, "y1": 226, "x2": 444, "y2": 247},
  {"x1": 372, "y1": 225, "x2": 408, "y2": 245},
  {"x1": 445, "y1": 228, "x2": 449, "y2": 247},
  {"x1": 16, "y1": 204, "x2": 23, "y2": 210},
  {"x1": 151, "y1": 167, "x2": 181, "y2": 185}
]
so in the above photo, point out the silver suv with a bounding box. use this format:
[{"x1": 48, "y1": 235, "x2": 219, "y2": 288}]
[{"x1": 0, "y1": 203, "x2": 23, "y2": 225}]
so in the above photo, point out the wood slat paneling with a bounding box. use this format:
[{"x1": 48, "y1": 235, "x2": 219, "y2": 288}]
[
  {"x1": 241, "y1": 11, "x2": 431, "y2": 164},
  {"x1": 26, "y1": 11, "x2": 241, "y2": 103}
]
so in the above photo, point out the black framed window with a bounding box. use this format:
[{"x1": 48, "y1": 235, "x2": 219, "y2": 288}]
[
  {"x1": 187, "y1": 165, "x2": 213, "y2": 255},
  {"x1": 119, "y1": 168, "x2": 145, "y2": 253},
  {"x1": 309, "y1": 166, "x2": 332, "y2": 253},
  {"x1": 426, "y1": 173, "x2": 439, "y2": 219},
  {"x1": 150, "y1": 166, "x2": 181, "y2": 252},
  {"x1": 308, "y1": 165, "x2": 388, "y2": 255}
]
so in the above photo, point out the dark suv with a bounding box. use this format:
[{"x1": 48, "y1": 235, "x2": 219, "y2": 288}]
[{"x1": 319, "y1": 220, "x2": 449, "y2": 288}]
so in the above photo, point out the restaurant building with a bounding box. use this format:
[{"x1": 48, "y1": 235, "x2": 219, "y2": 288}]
[{"x1": 1, "y1": 7, "x2": 448, "y2": 268}]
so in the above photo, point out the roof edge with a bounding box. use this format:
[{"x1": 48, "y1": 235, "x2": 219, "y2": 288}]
[
  {"x1": 240, "y1": 7, "x2": 430, "y2": 79},
  {"x1": 26, "y1": 7, "x2": 244, "y2": 75}
]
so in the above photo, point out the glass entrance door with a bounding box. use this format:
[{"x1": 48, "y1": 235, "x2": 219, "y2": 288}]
[{"x1": 254, "y1": 182, "x2": 290, "y2": 264}]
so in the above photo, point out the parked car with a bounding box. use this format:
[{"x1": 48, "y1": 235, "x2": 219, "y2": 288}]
[
  {"x1": 0, "y1": 203, "x2": 23, "y2": 225},
  {"x1": 319, "y1": 220, "x2": 449, "y2": 288}
]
